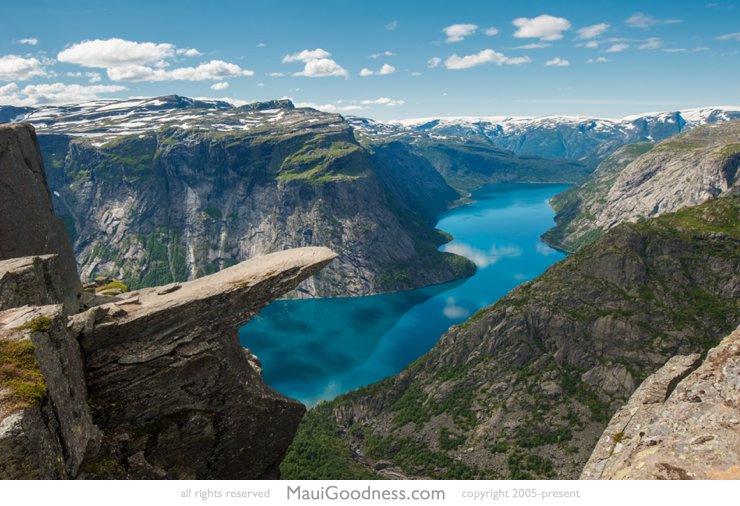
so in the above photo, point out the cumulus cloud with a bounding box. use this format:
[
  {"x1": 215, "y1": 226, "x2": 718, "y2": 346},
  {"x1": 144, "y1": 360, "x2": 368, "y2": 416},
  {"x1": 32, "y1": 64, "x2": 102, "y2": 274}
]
[
  {"x1": 444, "y1": 49, "x2": 531, "y2": 69},
  {"x1": 269, "y1": 72, "x2": 287, "y2": 77},
  {"x1": 293, "y1": 58, "x2": 348, "y2": 78},
  {"x1": 515, "y1": 42, "x2": 552, "y2": 49},
  {"x1": 67, "y1": 71, "x2": 102, "y2": 83},
  {"x1": 443, "y1": 23, "x2": 478, "y2": 43},
  {"x1": 513, "y1": 14, "x2": 571, "y2": 40},
  {"x1": 577, "y1": 23, "x2": 609, "y2": 39},
  {"x1": 106, "y1": 60, "x2": 253, "y2": 82},
  {"x1": 369, "y1": 51, "x2": 396, "y2": 59},
  {"x1": 282, "y1": 48, "x2": 348, "y2": 78},
  {"x1": 625, "y1": 12, "x2": 681, "y2": 28},
  {"x1": 176, "y1": 48, "x2": 202, "y2": 56},
  {"x1": 0, "y1": 82, "x2": 126, "y2": 106},
  {"x1": 0, "y1": 55, "x2": 47, "y2": 81},
  {"x1": 604, "y1": 43, "x2": 629, "y2": 53},
  {"x1": 545, "y1": 57, "x2": 570, "y2": 66},
  {"x1": 385, "y1": 20, "x2": 399, "y2": 31},
  {"x1": 717, "y1": 32, "x2": 740, "y2": 41},
  {"x1": 57, "y1": 38, "x2": 250, "y2": 83},
  {"x1": 639, "y1": 37, "x2": 662, "y2": 50},
  {"x1": 295, "y1": 101, "x2": 364, "y2": 113},
  {"x1": 281, "y1": 48, "x2": 331, "y2": 63},
  {"x1": 359, "y1": 97, "x2": 404, "y2": 106},
  {"x1": 18, "y1": 38, "x2": 39, "y2": 45},
  {"x1": 210, "y1": 81, "x2": 229, "y2": 90},
  {"x1": 587, "y1": 56, "x2": 610, "y2": 63},
  {"x1": 484, "y1": 27, "x2": 500, "y2": 36},
  {"x1": 58, "y1": 38, "x2": 175, "y2": 67},
  {"x1": 359, "y1": 63, "x2": 396, "y2": 76},
  {"x1": 427, "y1": 56, "x2": 442, "y2": 68}
]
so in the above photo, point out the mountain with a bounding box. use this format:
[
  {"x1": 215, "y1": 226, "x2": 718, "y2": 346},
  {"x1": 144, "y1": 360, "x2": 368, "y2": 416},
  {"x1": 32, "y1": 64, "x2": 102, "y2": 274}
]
[
  {"x1": 1, "y1": 96, "x2": 474, "y2": 297},
  {"x1": 352, "y1": 106, "x2": 740, "y2": 163},
  {"x1": 349, "y1": 117, "x2": 592, "y2": 192},
  {"x1": 280, "y1": 195, "x2": 740, "y2": 479},
  {"x1": 0, "y1": 123, "x2": 334, "y2": 479},
  {"x1": 544, "y1": 120, "x2": 740, "y2": 251}
]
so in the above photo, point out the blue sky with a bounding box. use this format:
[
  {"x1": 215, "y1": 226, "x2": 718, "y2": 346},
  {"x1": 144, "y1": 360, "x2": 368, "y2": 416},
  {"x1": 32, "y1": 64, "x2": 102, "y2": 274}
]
[{"x1": 1, "y1": 0, "x2": 739, "y2": 119}]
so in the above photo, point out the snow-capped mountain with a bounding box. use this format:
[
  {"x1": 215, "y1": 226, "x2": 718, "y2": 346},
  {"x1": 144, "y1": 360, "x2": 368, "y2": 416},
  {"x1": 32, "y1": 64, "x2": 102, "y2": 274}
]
[{"x1": 349, "y1": 106, "x2": 740, "y2": 162}]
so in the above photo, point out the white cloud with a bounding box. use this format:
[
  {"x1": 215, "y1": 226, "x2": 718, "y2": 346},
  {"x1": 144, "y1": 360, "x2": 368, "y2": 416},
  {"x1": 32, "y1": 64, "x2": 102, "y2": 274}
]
[
  {"x1": 18, "y1": 38, "x2": 39, "y2": 46},
  {"x1": 604, "y1": 43, "x2": 629, "y2": 53},
  {"x1": 513, "y1": 14, "x2": 571, "y2": 40},
  {"x1": 256, "y1": 82, "x2": 265, "y2": 87},
  {"x1": 211, "y1": 81, "x2": 229, "y2": 90},
  {"x1": 282, "y1": 48, "x2": 331, "y2": 63},
  {"x1": 295, "y1": 101, "x2": 364, "y2": 113},
  {"x1": 625, "y1": 12, "x2": 681, "y2": 28},
  {"x1": 411, "y1": 71, "x2": 422, "y2": 76},
  {"x1": 717, "y1": 32, "x2": 740, "y2": 41},
  {"x1": 86, "y1": 72, "x2": 101, "y2": 83},
  {"x1": 176, "y1": 48, "x2": 202, "y2": 56},
  {"x1": 545, "y1": 57, "x2": 570, "y2": 66},
  {"x1": 587, "y1": 56, "x2": 610, "y2": 63},
  {"x1": 0, "y1": 55, "x2": 47, "y2": 81},
  {"x1": 378, "y1": 63, "x2": 395, "y2": 75},
  {"x1": 293, "y1": 58, "x2": 348, "y2": 78},
  {"x1": 443, "y1": 23, "x2": 478, "y2": 43},
  {"x1": 582, "y1": 40, "x2": 600, "y2": 48},
  {"x1": 484, "y1": 27, "x2": 500, "y2": 36},
  {"x1": 359, "y1": 64, "x2": 395, "y2": 76},
  {"x1": 427, "y1": 56, "x2": 442, "y2": 68},
  {"x1": 369, "y1": 51, "x2": 396, "y2": 59},
  {"x1": 58, "y1": 38, "x2": 175, "y2": 67},
  {"x1": 515, "y1": 42, "x2": 552, "y2": 49},
  {"x1": 505, "y1": 56, "x2": 532, "y2": 65},
  {"x1": 360, "y1": 97, "x2": 405, "y2": 106},
  {"x1": 106, "y1": 60, "x2": 253, "y2": 82},
  {"x1": 257, "y1": 43, "x2": 266, "y2": 48},
  {"x1": 444, "y1": 49, "x2": 531, "y2": 69},
  {"x1": 385, "y1": 20, "x2": 399, "y2": 31},
  {"x1": 269, "y1": 72, "x2": 287, "y2": 77},
  {"x1": 577, "y1": 23, "x2": 609, "y2": 39},
  {"x1": 0, "y1": 82, "x2": 126, "y2": 106},
  {"x1": 282, "y1": 48, "x2": 347, "y2": 78},
  {"x1": 639, "y1": 37, "x2": 662, "y2": 50}
]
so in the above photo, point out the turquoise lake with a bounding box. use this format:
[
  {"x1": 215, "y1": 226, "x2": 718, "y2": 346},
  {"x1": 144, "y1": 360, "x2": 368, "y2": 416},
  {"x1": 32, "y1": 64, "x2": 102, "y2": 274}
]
[{"x1": 239, "y1": 183, "x2": 569, "y2": 405}]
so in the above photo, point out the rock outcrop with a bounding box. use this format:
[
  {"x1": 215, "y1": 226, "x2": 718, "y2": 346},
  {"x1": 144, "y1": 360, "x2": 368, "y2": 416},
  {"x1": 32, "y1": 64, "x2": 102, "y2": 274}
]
[
  {"x1": 545, "y1": 120, "x2": 740, "y2": 251},
  {"x1": 281, "y1": 196, "x2": 739, "y2": 480},
  {"x1": 0, "y1": 124, "x2": 81, "y2": 312},
  {"x1": 0, "y1": 123, "x2": 337, "y2": 479},
  {"x1": 582, "y1": 328, "x2": 739, "y2": 480}
]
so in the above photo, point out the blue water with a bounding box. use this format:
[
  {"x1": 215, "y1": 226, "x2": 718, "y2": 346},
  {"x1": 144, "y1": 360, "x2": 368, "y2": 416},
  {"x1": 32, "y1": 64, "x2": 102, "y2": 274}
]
[{"x1": 239, "y1": 183, "x2": 568, "y2": 405}]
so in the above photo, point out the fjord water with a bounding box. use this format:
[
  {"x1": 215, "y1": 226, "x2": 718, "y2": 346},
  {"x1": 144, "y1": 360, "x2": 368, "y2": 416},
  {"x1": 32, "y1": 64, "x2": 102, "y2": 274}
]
[{"x1": 239, "y1": 183, "x2": 568, "y2": 405}]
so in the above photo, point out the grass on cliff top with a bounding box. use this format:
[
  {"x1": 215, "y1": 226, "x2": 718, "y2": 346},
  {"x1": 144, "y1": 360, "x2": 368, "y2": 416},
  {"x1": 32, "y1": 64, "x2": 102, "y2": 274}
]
[
  {"x1": 635, "y1": 193, "x2": 740, "y2": 238},
  {"x1": 0, "y1": 338, "x2": 47, "y2": 411}
]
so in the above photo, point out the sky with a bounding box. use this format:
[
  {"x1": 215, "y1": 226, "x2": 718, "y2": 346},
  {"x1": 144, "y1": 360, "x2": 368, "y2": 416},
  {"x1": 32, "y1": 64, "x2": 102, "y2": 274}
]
[{"x1": 1, "y1": 0, "x2": 739, "y2": 120}]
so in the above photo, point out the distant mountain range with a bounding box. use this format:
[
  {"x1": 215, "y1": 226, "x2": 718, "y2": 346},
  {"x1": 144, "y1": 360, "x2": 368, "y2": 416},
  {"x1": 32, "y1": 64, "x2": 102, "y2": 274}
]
[{"x1": 349, "y1": 106, "x2": 740, "y2": 162}]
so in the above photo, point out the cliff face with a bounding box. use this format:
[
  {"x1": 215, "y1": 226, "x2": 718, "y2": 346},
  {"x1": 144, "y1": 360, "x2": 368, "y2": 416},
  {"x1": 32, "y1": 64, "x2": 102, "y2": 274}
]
[
  {"x1": 582, "y1": 328, "x2": 739, "y2": 480},
  {"x1": 0, "y1": 123, "x2": 336, "y2": 479},
  {"x1": 13, "y1": 96, "x2": 473, "y2": 298},
  {"x1": 281, "y1": 196, "x2": 739, "y2": 480},
  {"x1": 0, "y1": 124, "x2": 81, "y2": 312},
  {"x1": 545, "y1": 121, "x2": 740, "y2": 251}
]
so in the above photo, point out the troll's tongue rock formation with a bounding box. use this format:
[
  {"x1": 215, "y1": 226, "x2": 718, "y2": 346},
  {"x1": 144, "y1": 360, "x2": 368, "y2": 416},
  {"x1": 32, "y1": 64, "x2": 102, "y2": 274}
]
[{"x1": 0, "y1": 123, "x2": 336, "y2": 479}]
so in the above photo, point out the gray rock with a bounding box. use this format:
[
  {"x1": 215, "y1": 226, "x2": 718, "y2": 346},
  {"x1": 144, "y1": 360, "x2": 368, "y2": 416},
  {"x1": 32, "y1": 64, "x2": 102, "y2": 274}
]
[
  {"x1": 0, "y1": 123, "x2": 81, "y2": 312},
  {"x1": 581, "y1": 328, "x2": 739, "y2": 479}
]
